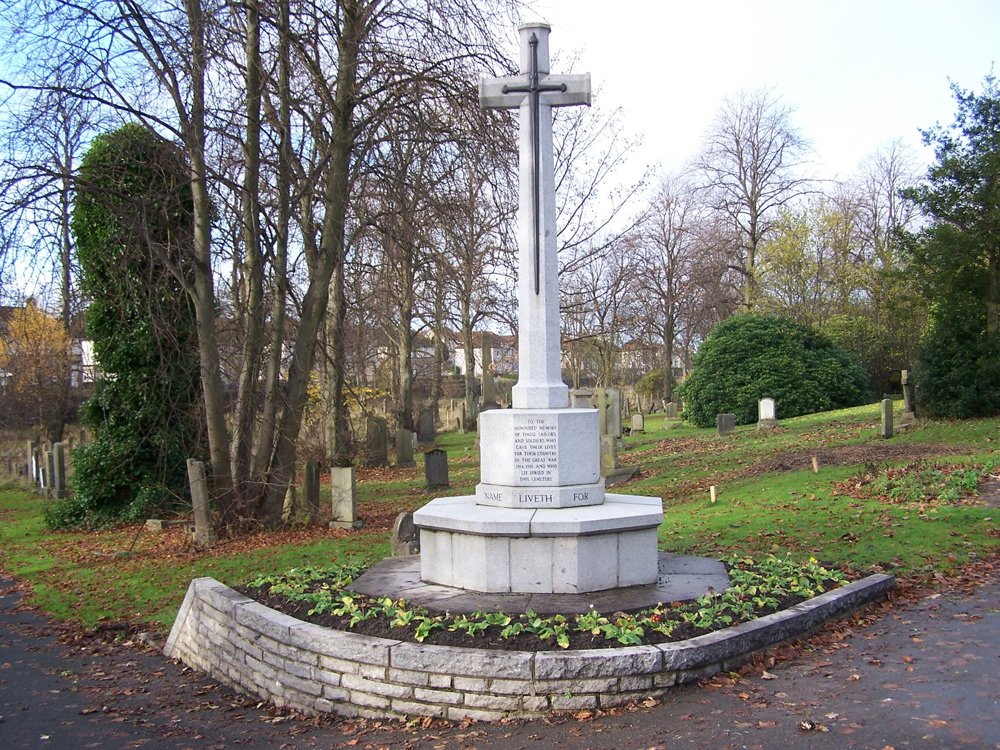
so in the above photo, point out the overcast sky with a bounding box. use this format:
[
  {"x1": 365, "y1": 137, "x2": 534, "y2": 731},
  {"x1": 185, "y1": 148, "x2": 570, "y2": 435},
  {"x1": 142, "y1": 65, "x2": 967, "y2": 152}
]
[{"x1": 519, "y1": 0, "x2": 1000, "y2": 184}]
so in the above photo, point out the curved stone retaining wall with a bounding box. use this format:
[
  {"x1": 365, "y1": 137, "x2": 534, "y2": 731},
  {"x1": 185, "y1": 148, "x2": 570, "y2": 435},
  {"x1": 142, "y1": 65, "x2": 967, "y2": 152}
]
[{"x1": 164, "y1": 575, "x2": 894, "y2": 721}]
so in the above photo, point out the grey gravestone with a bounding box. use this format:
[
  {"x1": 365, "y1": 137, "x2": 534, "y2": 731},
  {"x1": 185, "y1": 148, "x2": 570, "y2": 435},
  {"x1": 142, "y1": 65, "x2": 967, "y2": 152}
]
[
  {"x1": 330, "y1": 466, "x2": 364, "y2": 529},
  {"x1": 52, "y1": 442, "x2": 67, "y2": 499},
  {"x1": 282, "y1": 483, "x2": 297, "y2": 523},
  {"x1": 186, "y1": 459, "x2": 216, "y2": 547},
  {"x1": 717, "y1": 413, "x2": 736, "y2": 436},
  {"x1": 417, "y1": 408, "x2": 435, "y2": 446},
  {"x1": 480, "y1": 332, "x2": 499, "y2": 411},
  {"x1": 664, "y1": 402, "x2": 678, "y2": 420},
  {"x1": 631, "y1": 413, "x2": 645, "y2": 433},
  {"x1": 41, "y1": 450, "x2": 52, "y2": 494},
  {"x1": 571, "y1": 388, "x2": 594, "y2": 408},
  {"x1": 303, "y1": 459, "x2": 320, "y2": 519},
  {"x1": 395, "y1": 429, "x2": 416, "y2": 468},
  {"x1": 593, "y1": 387, "x2": 623, "y2": 438},
  {"x1": 390, "y1": 511, "x2": 420, "y2": 556},
  {"x1": 424, "y1": 449, "x2": 449, "y2": 490},
  {"x1": 881, "y1": 398, "x2": 894, "y2": 439},
  {"x1": 25, "y1": 440, "x2": 35, "y2": 481},
  {"x1": 364, "y1": 416, "x2": 389, "y2": 467},
  {"x1": 600, "y1": 434, "x2": 617, "y2": 475},
  {"x1": 757, "y1": 398, "x2": 777, "y2": 430},
  {"x1": 901, "y1": 369, "x2": 916, "y2": 418}
]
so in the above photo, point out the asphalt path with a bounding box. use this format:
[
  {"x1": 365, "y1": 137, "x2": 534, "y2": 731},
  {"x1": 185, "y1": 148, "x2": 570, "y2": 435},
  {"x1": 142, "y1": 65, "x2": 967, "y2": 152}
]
[{"x1": 1, "y1": 571, "x2": 998, "y2": 750}]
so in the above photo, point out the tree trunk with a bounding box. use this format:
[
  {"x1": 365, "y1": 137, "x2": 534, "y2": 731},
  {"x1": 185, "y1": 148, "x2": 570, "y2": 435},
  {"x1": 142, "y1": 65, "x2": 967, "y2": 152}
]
[
  {"x1": 257, "y1": 0, "x2": 367, "y2": 526},
  {"x1": 183, "y1": 0, "x2": 234, "y2": 520},
  {"x1": 988, "y1": 251, "x2": 999, "y2": 335},
  {"x1": 461, "y1": 300, "x2": 476, "y2": 431},
  {"x1": 252, "y1": 0, "x2": 291, "y2": 481},
  {"x1": 231, "y1": 0, "x2": 265, "y2": 497}
]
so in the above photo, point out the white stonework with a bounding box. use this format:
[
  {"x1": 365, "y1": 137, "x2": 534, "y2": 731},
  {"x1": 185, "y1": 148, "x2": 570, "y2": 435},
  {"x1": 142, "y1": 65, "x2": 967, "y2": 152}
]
[
  {"x1": 414, "y1": 23, "x2": 663, "y2": 595},
  {"x1": 476, "y1": 407, "x2": 603, "y2": 508},
  {"x1": 413, "y1": 494, "x2": 662, "y2": 594}
]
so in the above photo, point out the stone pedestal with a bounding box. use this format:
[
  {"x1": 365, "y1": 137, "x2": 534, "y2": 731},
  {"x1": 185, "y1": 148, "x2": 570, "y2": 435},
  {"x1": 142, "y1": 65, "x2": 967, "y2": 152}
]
[
  {"x1": 475, "y1": 407, "x2": 603, "y2": 508},
  {"x1": 414, "y1": 493, "x2": 661, "y2": 594}
]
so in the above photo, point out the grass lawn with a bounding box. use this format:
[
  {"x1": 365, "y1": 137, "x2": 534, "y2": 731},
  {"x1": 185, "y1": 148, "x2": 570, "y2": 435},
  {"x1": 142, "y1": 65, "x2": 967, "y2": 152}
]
[{"x1": 0, "y1": 400, "x2": 996, "y2": 633}]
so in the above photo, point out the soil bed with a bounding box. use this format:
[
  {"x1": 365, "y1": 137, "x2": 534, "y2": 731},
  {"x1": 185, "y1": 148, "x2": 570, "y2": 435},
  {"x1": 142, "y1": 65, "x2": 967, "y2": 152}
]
[
  {"x1": 745, "y1": 442, "x2": 961, "y2": 476},
  {"x1": 234, "y1": 578, "x2": 840, "y2": 652}
]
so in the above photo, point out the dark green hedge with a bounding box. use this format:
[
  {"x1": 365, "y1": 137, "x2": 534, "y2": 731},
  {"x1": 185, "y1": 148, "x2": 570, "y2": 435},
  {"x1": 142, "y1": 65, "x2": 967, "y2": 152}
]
[{"x1": 678, "y1": 315, "x2": 871, "y2": 428}]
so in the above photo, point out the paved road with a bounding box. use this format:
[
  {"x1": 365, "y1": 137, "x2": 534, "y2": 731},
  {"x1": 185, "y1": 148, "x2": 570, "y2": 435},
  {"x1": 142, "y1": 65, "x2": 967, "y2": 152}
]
[{"x1": 1, "y1": 571, "x2": 998, "y2": 750}]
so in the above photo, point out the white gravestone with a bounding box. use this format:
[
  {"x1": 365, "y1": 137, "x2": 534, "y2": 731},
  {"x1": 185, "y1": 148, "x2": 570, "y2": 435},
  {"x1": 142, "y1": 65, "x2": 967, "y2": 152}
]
[
  {"x1": 413, "y1": 24, "x2": 663, "y2": 595},
  {"x1": 757, "y1": 397, "x2": 777, "y2": 430}
]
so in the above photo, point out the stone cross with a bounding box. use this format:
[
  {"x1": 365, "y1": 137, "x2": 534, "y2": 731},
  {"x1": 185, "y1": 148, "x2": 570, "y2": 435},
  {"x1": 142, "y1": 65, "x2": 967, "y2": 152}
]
[{"x1": 481, "y1": 24, "x2": 590, "y2": 409}]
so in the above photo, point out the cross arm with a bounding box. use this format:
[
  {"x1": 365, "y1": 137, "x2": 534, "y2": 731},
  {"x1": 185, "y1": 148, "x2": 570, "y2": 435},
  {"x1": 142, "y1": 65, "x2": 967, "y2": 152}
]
[{"x1": 479, "y1": 73, "x2": 592, "y2": 110}]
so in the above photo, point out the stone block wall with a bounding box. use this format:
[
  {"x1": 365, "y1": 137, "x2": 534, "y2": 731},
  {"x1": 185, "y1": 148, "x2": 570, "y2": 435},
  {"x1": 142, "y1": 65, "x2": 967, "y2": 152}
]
[{"x1": 164, "y1": 575, "x2": 894, "y2": 720}]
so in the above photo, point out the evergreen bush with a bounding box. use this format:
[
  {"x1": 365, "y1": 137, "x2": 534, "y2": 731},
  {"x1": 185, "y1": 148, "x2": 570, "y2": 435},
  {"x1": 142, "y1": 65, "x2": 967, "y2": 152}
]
[
  {"x1": 678, "y1": 315, "x2": 870, "y2": 428},
  {"x1": 53, "y1": 124, "x2": 204, "y2": 529}
]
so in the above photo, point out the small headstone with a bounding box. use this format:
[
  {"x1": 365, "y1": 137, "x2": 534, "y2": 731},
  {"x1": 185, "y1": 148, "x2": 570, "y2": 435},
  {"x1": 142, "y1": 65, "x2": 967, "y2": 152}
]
[
  {"x1": 453, "y1": 416, "x2": 461, "y2": 433},
  {"x1": 52, "y1": 442, "x2": 67, "y2": 499},
  {"x1": 757, "y1": 398, "x2": 777, "y2": 430},
  {"x1": 364, "y1": 416, "x2": 389, "y2": 467},
  {"x1": 329, "y1": 466, "x2": 364, "y2": 529},
  {"x1": 282, "y1": 483, "x2": 297, "y2": 522},
  {"x1": 25, "y1": 440, "x2": 35, "y2": 481},
  {"x1": 303, "y1": 459, "x2": 320, "y2": 519},
  {"x1": 416, "y1": 408, "x2": 435, "y2": 446},
  {"x1": 390, "y1": 511, "x2": 420, "y2": 556},
  {"x1": 631, "y1": 413, "x2": 645, "y2": 433},
  {"x1": 594, "y1": 388, "x2": 623, "y2": 438},
  {"x1": 480, "y1": 332, "x2": 499, "y2": 411},
  {"x1": 881, "y1": 398, "x2": 894, "y2": 439},
  {"x1": 600, "y1": 434, "x2": 618, "y2": 475},
  {"x1": 717, "y1": 413, "x2": 736, "y2": 436},
  {"x1": 42, "y1": 450, "x2": 52, "y2": 493},
  {"x1": 186, "y1": 459, "x2": 216, "y2": 547},
  {"x1": 395, "y1": 429, "x2": 416, "y2": 468},
  {"x1": 664, "y1": 402, "x2": 678, "y2": 420},
  {"x1": 571, "y1": 388, "x2": 594, "y2": 408},
  {"x1": 424, "y1": 449, "x2": 449, "y2": 490},
  {"x1": 901, "y1": 369, "x2": 916, "y2": 419}
]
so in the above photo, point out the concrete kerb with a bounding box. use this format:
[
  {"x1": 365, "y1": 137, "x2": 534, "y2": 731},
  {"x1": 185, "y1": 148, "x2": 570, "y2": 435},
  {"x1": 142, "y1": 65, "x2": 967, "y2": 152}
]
[{"x1": 164, "y1": 573, "x2": 894, "y2": 720}]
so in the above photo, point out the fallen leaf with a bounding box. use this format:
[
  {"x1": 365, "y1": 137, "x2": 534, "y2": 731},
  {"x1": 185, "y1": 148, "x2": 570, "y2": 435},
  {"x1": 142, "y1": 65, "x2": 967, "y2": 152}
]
[
  {"x1": 761, "y1": 671, "x2": 778, "y2": 680},
  {"x1": 847, "y1": 674, "x2": 860, "y2": 681}
]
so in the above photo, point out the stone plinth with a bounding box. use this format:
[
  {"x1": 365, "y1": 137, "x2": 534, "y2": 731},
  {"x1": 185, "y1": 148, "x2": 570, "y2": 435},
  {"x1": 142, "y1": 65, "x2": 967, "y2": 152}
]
[
  {"x1": 475, "y1": 407, "x2": 603, "y2": 508},
  {"x1": 413, "y1": 493, "x2": 662, "y2": 594}
]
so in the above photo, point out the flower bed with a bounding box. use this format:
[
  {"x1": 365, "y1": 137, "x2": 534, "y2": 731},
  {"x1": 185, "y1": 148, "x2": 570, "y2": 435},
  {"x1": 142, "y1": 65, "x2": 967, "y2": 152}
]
[{"x1": 164, "y1": 559, "x2": 894, "y2": 720}]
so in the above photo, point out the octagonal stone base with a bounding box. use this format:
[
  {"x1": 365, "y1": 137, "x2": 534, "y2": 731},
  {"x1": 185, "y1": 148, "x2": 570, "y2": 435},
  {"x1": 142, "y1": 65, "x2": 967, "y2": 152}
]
[{"x1": 413, "y1": 494, "x2": 663, "y2": 594}]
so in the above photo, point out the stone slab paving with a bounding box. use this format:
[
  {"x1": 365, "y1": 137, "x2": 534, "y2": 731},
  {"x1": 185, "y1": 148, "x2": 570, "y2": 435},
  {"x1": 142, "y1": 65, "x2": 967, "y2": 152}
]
[{"x1": 348, "y1": 552, "x2": 732, "y2": 614}]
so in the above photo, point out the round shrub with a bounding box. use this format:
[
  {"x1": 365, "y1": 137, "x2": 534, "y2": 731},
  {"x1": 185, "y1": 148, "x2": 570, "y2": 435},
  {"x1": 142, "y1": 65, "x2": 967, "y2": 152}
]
[{"x1": 678, "y1": 315, "x2": 871, "y2": 428}]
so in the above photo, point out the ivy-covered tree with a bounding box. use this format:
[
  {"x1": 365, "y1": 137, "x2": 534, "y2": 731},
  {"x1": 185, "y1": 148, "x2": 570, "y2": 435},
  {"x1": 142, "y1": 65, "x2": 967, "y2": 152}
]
[
  {"x1": 903, "y1": 76, "x2": 1000, "y2": 418},
  {"x1": 46, "y1": 123, "x2": 204, "y2": 529},
  {"x1": 678, "y1": 315, "x2": 870, "y2": 428}
]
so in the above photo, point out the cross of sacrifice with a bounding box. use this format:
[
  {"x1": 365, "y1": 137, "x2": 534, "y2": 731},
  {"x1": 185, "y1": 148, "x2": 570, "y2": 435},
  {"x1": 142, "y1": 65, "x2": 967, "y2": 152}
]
[{"x1": 480, "y1": 24, "x2": 590, "y2": 409}]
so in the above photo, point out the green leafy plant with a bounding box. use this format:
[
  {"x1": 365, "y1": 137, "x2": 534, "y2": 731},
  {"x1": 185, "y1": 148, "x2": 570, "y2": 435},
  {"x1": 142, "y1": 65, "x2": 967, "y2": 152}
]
[
  {"x1": 60, "y1": 123, "x2": 205, "y2": 530},
  {"x1": 678, "y1": 314, "x2": 871, "y2": 428},
  {"x1": 241, "y1": 555, "x2": 848, "y2": 649}
]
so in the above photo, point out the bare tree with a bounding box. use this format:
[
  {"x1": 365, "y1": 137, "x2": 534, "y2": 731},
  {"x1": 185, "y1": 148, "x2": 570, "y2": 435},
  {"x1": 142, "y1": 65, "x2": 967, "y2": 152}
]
[
  {"x1": 0, "y1": 0, "x2": 519, "y2": 530},
  {"x1": 694, "y1": 87, "x2": 811, "y2": 311},
  {"x1": 635, "y1": 175, "x2": 704, "y2": 402}
]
